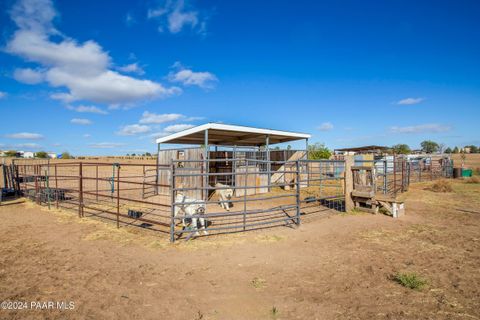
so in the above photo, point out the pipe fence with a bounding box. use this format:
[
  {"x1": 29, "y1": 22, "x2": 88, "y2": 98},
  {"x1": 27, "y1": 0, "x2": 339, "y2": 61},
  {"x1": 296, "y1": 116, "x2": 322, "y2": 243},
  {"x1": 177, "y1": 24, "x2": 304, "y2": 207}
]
[{"x1": 4, "y1": 155, "x2": 453, "y2": 241}]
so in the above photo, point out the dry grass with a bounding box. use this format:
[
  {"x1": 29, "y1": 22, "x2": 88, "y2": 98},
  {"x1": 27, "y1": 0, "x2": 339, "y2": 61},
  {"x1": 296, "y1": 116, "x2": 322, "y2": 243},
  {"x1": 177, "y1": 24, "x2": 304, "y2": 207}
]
[
  {"x1": 427, "y1": 180, "x2": 453, "y2": 193},
  {"x1": 251, "y1": 277, "x2": 267, "y2": 289},
  {"x1": 465, "y1": 176, "x2": 480, "y2": 184}
]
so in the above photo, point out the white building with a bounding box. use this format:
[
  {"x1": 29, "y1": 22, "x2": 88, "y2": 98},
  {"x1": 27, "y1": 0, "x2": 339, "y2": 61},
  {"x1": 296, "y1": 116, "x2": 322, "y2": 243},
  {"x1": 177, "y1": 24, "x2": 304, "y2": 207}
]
[{"x1": 23, "y1": 151, "x2": 35, "y2": 158}]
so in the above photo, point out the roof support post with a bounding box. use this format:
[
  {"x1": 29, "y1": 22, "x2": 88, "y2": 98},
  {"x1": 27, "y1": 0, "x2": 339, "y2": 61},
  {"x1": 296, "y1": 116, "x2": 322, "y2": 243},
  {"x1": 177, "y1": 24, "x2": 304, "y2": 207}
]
[
  {"x1": 204, "y1": 129, "x2": 209, "y2": 201},
  {"x1": 266, "y1": 135, "x2": 271, "y2": 192},
  {"x1": 305, "y1": 138, "x2": 309, "y2": 160},
  {"x1": 305, "y1": 138, "x2": 309, "y2": 186},
  {"x1": 156, "y1": 143, "x2": 161, "y2": 195}
]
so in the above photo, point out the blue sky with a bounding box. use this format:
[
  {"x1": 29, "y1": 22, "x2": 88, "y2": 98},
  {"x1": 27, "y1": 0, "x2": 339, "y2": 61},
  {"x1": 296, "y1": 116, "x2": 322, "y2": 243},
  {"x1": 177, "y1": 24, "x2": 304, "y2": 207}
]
[{"x1": 0, "y1": 0, "x2": 479, "y2": 155}]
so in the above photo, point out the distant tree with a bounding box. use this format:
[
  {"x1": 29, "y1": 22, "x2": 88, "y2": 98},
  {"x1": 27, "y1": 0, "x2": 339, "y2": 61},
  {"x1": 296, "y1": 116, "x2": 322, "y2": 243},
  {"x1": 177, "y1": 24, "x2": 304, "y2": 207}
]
[
  {"x1": 131, "y1": 153, "x2": 136, "y2": 156},
  {"x1": 272, "y1": 146, "x2": 280, "y2": 151},
  {"x1": 392, "y1": 144, "x2": 411, "y2": 155},
  {"x1": 61, "y1": 152, "x2": 72, "y2": 159},
  {"x1": 465, "y1": 145, "x2": 479, "y2": 153},
  {"x1": 444, "y1": 147, "x2": 452, "y2": 154},
  {"x1": 453, "y1": 146, "x2": 459, "y2": 154},
  {"x1": 35, "y1": 151, "x2": 48, "y2": 158},
  {"x1": 4, "y1": 150, "x2": 18, "y2": 157},
  {"x1": 286, "y1": 145, "x2": 292, "y2": 150},
  {"x1": 420, "y1": 140, "x2": 439, "y2": 154},
  {"x1": 126, "y1": 153, "x2": 130, "y2": 156},
  {"x1": 308, "y1": 143, "x2": 332, "y2": 160},
  {"x1": 145, "y1": 152, "x2": 152, "y2": 156},
  {"x1": 438, "y1": 143, "x2": 446, "y2": 153}
]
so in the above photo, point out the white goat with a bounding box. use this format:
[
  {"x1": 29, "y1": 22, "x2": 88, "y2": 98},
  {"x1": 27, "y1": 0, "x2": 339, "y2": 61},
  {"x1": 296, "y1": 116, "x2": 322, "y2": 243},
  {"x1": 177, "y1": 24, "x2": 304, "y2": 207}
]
[
  {"x1": 215, "y1": 183, "x2": 234, "y2": 211},
  {"x1": 174, "y1": 193, "x2": 208, "y2": 236}
]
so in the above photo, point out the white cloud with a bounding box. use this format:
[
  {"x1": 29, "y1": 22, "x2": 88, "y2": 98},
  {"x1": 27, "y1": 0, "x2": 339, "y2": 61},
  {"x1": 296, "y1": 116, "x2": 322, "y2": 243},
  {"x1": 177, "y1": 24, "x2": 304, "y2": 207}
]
[
  {"x1": 71, "y1": 118, "x2": 92, "y2": 125},
  {"x1": 66, "y1": 104, "x2": 108, "y2": 114},
  {"x1": 139, "y1": 111, "x2": 184, "y2": 124},
  {"x1": 117, "y1": 124, "x2": 151, "y2": 136},
  {"x1": 89, "y1": 142, "x2": 125, "y2": 149},
  {"x1": 15, "y1": 143, "x2": 42, "y2": 149},
  {"x1": 5, "y1": 0, "x2": 180, "y2": 105},
  {"x1": 317, "y1": 122, "x2": 334, "y2": 131},
  {"x1": 168, "y1": 63, "x2": 217, "y2": 89},
  {"x1": 6, "y1": 132, "x2": 44, "y2": 140},
  {"x1": 13, "y1": 68, "x2": 44, "y2": 84},
  {"x1": 396, "y1": 97, "x2": 425, "y2": 105},
  {"x1": 149, "y1": 131, "x2": 170, "y2": 139},
  {"x1": 148, "y1": 0, "x2": 204, "y2": 34},
  {"x1": 164, "y1": 123, "x2": 194, "y2": 133},
  {"x1": 83, "y1": 134, "x2": 91, "y2": 138},
  {"x1": 0, "y1": 91, "x2": 7, "y2": 99},
  {"x1": 117, "y1": 63, "x2": 144, "y2": 75},
  {"x1": 390, "y1": 124, "x2": 451, "y2": 134}
]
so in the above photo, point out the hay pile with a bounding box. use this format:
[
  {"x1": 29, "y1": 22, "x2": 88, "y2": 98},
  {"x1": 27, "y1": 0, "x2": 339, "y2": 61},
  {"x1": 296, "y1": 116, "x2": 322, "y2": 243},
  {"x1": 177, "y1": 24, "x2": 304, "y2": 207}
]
[
  {"x1": 427, "y1": 180, "x2": 453, "y2": 193},
  {"x1": 465, "y1": 176, "x2": 480, "y2": 184}
]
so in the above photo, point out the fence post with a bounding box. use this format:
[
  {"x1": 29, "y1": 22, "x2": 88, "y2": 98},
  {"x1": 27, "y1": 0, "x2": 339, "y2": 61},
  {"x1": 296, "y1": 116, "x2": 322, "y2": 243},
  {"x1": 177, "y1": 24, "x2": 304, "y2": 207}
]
[
  {"x1": 383, "y1": 160, "x2": 387, "y2": 194},
  {"x1": 116, "y1": 164, "x2": 120, "y2": 228},
  {"x1": 54, "y1": 164, "x2": 59, "y2": 209},
  {"x1": 79, "y1": 162, "x2": 83, "y2": 218},
  {"x1": 393, "y1": 156, "x2": 397, "y2": 196},
  {"x1": 295, "y1": 160, "x2": 301, "y2": 226},
  {"x1": 243, "y1": 162, "x2": 248, "y2": 231},
  {"x1": 35, "y1": 165, "x2": 39, "y2": 205},
  {"x1": 95, "y1": 165, "x2": 99, "y2": 202},
  {"x1": 344, "y1": 155, "x2": 355, "y2": 212},
  {"x1": 170, "y1": 163, "x2": 175, "y2": 243},
  {"x1": 45, "y1": 168, "x2": 51, "y2": 210}
]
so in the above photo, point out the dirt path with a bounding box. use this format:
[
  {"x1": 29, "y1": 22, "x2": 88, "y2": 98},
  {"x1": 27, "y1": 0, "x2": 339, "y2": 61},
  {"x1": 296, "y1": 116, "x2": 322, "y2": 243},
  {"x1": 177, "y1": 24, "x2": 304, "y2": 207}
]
[{"x1": 0, "y1": 180, "x2": 479, "y2": 319}]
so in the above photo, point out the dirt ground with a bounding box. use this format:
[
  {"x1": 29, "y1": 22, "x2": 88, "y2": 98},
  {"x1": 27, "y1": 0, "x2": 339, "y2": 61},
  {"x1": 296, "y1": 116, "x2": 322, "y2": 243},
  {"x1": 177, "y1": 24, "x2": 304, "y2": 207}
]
[{"x1": 0, "y1": 179, "x2": 479, "y2": 320}]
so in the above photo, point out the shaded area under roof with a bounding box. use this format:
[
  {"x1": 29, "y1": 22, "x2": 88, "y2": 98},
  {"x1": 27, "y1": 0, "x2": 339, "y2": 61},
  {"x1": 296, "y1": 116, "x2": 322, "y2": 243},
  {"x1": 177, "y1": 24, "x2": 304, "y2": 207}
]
[{"x1": 155, "y1": 123, "x2": 311, "y2": 146}]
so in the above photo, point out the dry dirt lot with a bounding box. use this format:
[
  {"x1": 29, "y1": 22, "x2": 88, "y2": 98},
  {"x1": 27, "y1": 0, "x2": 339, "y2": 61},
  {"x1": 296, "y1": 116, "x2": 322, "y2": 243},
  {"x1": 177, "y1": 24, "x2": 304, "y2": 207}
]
[{"x1": 0, "y1": 179, "x2": 479, "y2": 320}]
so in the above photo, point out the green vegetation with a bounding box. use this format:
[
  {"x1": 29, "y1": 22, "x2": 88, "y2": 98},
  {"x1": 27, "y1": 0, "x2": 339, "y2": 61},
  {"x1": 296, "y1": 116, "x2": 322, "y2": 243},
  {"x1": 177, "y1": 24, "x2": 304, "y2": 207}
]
[
  {"x1": 393, "y1": 272, "x2": 427, "y2": 290},
  {"x1": 308, "y1": 143, "x2": 332, "y2": 160},
  {"x1": 61, "y1": 152, "x2": 73, "y2": 159},
  {"x1": 35, "y1": 151, "x2": 48, "y2": 158},
  {"x1": 420, "y1": 140, "x2": 439, "y2": 153},
  {"x1": 270, "y1": 306, "x2": 278, "y2": 317},
  {"x1": 4, "y1": 150, "x2": 18, "y2": 157},
  {"x1": 251, "y1": 277, "x2": 266, "y2": 289},
  {"x1": 391, "y1": 144, "x2": 411, "y2": 154}
]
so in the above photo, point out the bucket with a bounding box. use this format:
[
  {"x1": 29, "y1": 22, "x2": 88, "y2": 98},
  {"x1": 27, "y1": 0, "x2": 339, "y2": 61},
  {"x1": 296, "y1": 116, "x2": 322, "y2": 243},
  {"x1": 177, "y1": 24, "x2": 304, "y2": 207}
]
[
  {"x1": 453, "y1": 167, "x2": 462, "y2": 178},
  {"x1": 462, "y1": 169, "x2": 473, "y2": 178}
]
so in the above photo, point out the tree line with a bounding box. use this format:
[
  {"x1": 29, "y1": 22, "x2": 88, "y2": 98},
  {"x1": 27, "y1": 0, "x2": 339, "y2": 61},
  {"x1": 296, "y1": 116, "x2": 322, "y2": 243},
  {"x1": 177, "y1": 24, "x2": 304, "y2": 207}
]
[{"x1": 392, "y1": 141, "x2": 480, "y2": 154}]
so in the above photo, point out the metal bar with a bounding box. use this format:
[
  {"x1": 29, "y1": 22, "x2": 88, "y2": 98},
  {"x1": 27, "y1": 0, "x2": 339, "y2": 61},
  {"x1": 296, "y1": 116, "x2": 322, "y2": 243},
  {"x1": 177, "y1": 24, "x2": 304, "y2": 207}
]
[
  {"x1": 155, "y1": 143, "x2": 160, "y2": 195},
  {"x1": 45, "y1": 168, "x2": 50, "y2": 210},
  {"x1": 305, "y1": 138, "x2": 309, "y2": 187},
  {"x1": 204, "y1": 129, "x2": 209, "y2": 202},
  {"x1": 81, "y1": 191, "x2": 171, "y2": 207},
  {"x1": 295, "y1": 160, "x2": 301, "y2": 225},
  {"x1": 383, "y1": 160, "x2": 387, "y2": 195},
  {"x1": 393, "y1": 155, "x2": 397, "y2": 196},
  {"x1": 170, "y1": 163, "x2": 175, "y2": 243},
  {"x1": 96, "y1": 165, "x2": 99, "y2": 202},
  {"x1": 79, "y1": 162, "x2": 83, "y2": 217},
  {"x1": 55, "y1": 164, "x2": 59, "y2": 209},
  {"x1": 243, "y1": 162, "x2": 247, "y2": 231},
  {"x1": 116, "y1": 164, "x2": 120, "y2": 228},
  {"x1": 266, "y1": 135, "x2": 270, "y2": 192}
]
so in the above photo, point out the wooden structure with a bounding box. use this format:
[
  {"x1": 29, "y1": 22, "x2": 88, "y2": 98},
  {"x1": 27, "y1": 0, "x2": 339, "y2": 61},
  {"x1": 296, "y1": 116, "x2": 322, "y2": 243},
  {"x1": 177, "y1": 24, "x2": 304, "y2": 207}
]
[{"x1": 350, "y1": 165, "x2": 404, "y2": 217}]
